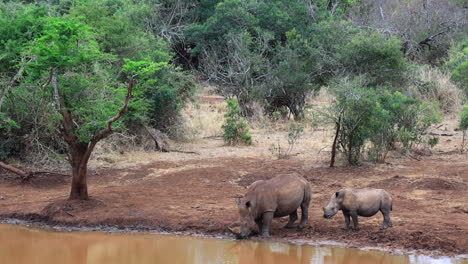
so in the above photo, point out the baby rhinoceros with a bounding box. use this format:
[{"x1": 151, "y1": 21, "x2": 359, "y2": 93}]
[
  {"x1": 323, "y1": 188, "x2": 392, "y2": 230},
  {"x1": 236, "y1": 173, "x2": 311, "y2": 239}
]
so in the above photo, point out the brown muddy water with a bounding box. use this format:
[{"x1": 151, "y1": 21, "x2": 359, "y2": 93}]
[{"x1": 0, "y1": 224, "x2": 466, "y2": 264}]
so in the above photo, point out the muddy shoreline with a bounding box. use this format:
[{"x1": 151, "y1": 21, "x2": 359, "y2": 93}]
[
  {"x1": 1, "y1": 155, "x2": 467, "y2": 258},
  {"x1": 1, "y1": 214, "x2": 466, "y2": 259}
]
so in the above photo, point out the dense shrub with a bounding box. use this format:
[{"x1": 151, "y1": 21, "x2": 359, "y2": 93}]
[
  {"x1": 329, "y1": 77, "x2": 441, "y2": 165},
  {"x1": 446, "y1": 39, "x2": 468, "y2": 93},
  {"x1": 222, "y1": 99, "x2": 252, "y2": 145},
  {"x1": 0, "y1": 113, "x2": 19, "y2": 159},
  {"x1": 349, "y1": 0, "x2": 467, "y2": 64},
  {"x1": 185, "y1": 1, "x2": 358, "y2": 117},
  {"x1": 264, "y1": 30, "x2": 315, "y2": 120},
  {"x1": 339, "y1": 32, "x2": 408, "y2": 87},
  {"x1": 331, "y1": 78, "x2": 379, "y2": 165},
  {"x1": 144, "y1": 66, "x2": 197, "y2": 132},
  {"x1": 460, "y1": 105, "x2": 468, "y2": 151}
]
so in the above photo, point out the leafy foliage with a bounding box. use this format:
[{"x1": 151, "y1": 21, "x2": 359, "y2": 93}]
[
  {"x1": 329, "y1": 77, "x2": 442, "y2": 165},
  {"x1": 185, "y1": 0, "x2": 363, "y2": 117},
  {"x1": 340, "y1": 32, "x2": 408, "y2": 87},
  {"x1": 461, "y1": 105, "x2": 468, "y2": 131},
  {"x1": 349, "y1": 0, "x2": 467, "y2": 64},
  {"x1": 0, "y1": 3, "x2": 47, "y2": 72},
  {"x1": 446, "y1": 38, "x2": 468, "y2": 92},
  {"x1": 222, "y1": 99, "x2": 252, "y2": 145},
  {"x1": 460, "y1": 105, "x2": 468, "y2": 152},
  {"x1": 0, "y1": 0, "x2": 463, "y2": 170},
  {"x1": 0, "y1": 1, "x2": 196, "y2": 162}
]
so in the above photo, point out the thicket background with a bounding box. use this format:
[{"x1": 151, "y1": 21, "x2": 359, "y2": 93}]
[{"x1": 1, "y1": 0, "x2": 467, "y2": 167}]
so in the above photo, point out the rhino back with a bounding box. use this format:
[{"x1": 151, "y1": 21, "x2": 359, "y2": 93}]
[
  {"x1": 265, "y1": 174, "x2": 308, "y2": 217},
  {"x1": 343, "y1": 188, "x2": 387, "y2": 216}
]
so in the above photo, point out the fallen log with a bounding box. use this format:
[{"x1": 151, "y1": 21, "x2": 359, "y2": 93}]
[
  {"x1": 0, "y1": 161, "x2": 70, "y2": 180},
  {"x1": 429, "y1": 132, "x2": 455, "y2": 137},
  {"x1": 0, "y1": 161, "x2": 30, "y2": 178}
]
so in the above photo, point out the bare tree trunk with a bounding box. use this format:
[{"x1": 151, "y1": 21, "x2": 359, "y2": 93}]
[
  {"x1": 69, "y1": 143, "x2": 89, "y2": 200},
  {"x1": 462, "y1": 131, "x2": 466, "y2": 153},
  {"x1": 330, "y1": 116, "x2": 341, "y2": 168},
  {"x1": 348, "y1": 133, "x2": 354, "y2": 165},
  {"x1": 0, "y1": 161, "x2": 30, "y2": 178}
]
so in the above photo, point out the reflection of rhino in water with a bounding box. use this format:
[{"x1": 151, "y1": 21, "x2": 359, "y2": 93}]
[
  {"x1": 234, "y1": 173, "x2": 312, "y2": 239},
  {"x1": 230, "y1": 242, "x2": 401, "y2": 264}
]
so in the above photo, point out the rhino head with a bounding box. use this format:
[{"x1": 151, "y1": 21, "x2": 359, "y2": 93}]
[
  {"x1": 236, "y1": 198, "x2": 257, "y2": 239},
  {"x1": 323, "y1": 191, "x2": 344, "y2": 219}
]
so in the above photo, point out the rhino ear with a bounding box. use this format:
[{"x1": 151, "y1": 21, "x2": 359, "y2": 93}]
[
  {"x1": 236, "y1": 198, "x2": 241, "y2": 206},
  {"x1": 335, "y1": 191, "x2": 344, "y2": 202}
]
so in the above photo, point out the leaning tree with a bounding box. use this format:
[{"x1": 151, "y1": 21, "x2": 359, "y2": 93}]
[{"x1": 26, "y1": 17, "x2": 164, "y2": 199}]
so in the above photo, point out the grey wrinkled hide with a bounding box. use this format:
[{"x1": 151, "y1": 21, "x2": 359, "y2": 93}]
[
  {"x1": 236, "y1": 173, "x2": 312, "y2": 239},
  {"x1": 323, "y1": 188, "x2": 393, "y2": 230}
]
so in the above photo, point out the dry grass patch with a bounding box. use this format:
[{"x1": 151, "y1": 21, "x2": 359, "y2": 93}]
[{"x1": 409, "y1": 67, "x2": 464, "y2": 114}]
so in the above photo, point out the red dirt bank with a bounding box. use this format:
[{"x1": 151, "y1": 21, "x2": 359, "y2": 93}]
[{"x1": 0, "y1": 155, "x2": 467, "y2": 256}]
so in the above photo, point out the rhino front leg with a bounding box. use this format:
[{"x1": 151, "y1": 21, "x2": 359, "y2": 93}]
[
  {"x1": 351, "y1": 212, "x2": 360, "y2": 230},
  {"x1": 284, "y1": 210, "x2": 298, "y2": 229},
  {"x1": 342, "y1": 212, "x2": 351, "y2": 230},
  {"x1": 255, "y1": 219, "x2": 263, "y2": 234},
  {"x1": 261, "y1": 212, "x2": 274, "y2": 238}
]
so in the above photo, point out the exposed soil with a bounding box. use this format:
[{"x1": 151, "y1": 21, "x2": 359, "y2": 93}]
[
  {"x1": 1, "y1": 93, "x2": 467, "y2": 257},
  {"x1": 1, "y1": 153, "x2": 467, "y2": 257}
]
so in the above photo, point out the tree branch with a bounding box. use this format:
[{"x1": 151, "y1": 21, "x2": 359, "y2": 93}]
[
  {"x1": 51, "y1": 70, "x2": 77, "y2": 145},
  {"x1": 0, "y1": 57, "x2": 35, "y2": 111},
  {"x1": 418, "y1": 29, "x2": 450, "y2": 48},
  {"x1": 81, "y1": 78, "x2": 136, "y2": 165}
]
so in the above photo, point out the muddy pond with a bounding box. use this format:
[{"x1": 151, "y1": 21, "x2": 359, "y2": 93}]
[{"x1": 0, "y1": 224, "x2": 466, "y2": 264}]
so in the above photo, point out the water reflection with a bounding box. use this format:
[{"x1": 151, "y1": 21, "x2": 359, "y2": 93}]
[{"x1": 0, "y1": 224, "x2": 465, "y2": 264}]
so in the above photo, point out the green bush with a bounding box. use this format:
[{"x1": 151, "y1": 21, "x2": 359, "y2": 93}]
[
  {"x1": 461, "y1": 105, "x2": 468, "y2": 131},
  {"x1": 265, "y1": 30, "x2": 314, "y2": 120},
  {"x1": 427, "y1": 136, "x2": 439, "y2": 149},
  {"x1": 332, "y1": 78, "x2": 378, "y2": 165},
  {"x1": 340, "y1": 31, "x2": 409, "y2": 87},
  {"x1": 375, "y1": 91, "x2": 442, "y2": 152},
  {"x1": 144, "y1": 66, "x2": 196, "y2": 133},
  {"x1": 446, "y1": 39, "x2": 468, "y2": 92},
  {"x1": 329, "y1": 77, "x2": 442, "y2": 165},
  {"x1": 460, "y1": 105, "x2": 468, "y2": 151},
  {"x1": 0, "y1": 113, "x2": 20, "y2": 159},
  {"x1": 222, "y1": 99, "x2": 252, "y2": 145}
]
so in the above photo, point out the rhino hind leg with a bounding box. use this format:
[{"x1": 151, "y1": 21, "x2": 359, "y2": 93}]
[
  {"x1": 380, "y1": 207, "x2": 392, "y2": 229},
  {"x1": 284, "y1": 210, "x2": 298, "y2": 229},
  {"x1": 298, "y1": 192, "x2": 311, "y2": 229}
]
